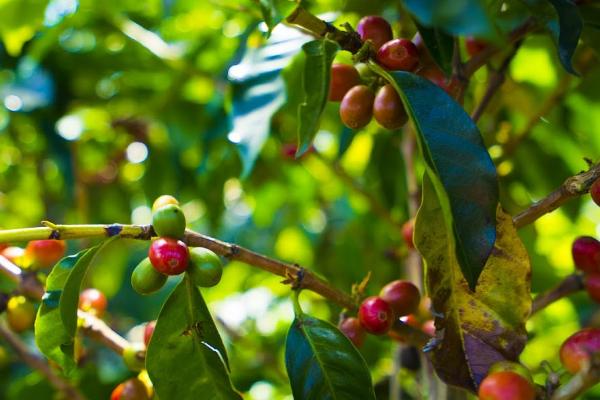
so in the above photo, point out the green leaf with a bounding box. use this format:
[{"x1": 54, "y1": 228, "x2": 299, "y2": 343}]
[
  {"x1": 259, "y1": 0, "x2": 299, "y2": 34},
  {"x1": 415, "y1": 176, "x2": 531, "y2": 391},
  {"x1": 415, "y1": 22, "x2": 454, "y2": 76},
  {"x1": 370, "y1": 65, "x2": 498, "y2": 289},
  {"x1": 296, "y1": 39, "x2": 339, "y2": 156},
  {"x1": 285, "y1": 303, "x2": 375, "y2": 400},
  {"x1": 35, "y1": 241, "x2": 113, "y2": 374},
  {"x1": 402, "y1": 0, "x2": 497, "y2": 40},
  {"x1": 147, "y1": 275, "x2": 241, "y2": 400},
  {"x1": 547, "y1": 0, "x2": 583, "y2": 75}
]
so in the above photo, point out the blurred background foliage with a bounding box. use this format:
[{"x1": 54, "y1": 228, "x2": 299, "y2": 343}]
[{"x1": 0, "y1": 0, "x2": 599, "y2": 398}]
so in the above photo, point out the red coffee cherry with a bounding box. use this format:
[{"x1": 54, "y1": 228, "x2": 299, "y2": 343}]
[
  {"x1": 560, "y1": 328, "x2": 600, "y2": 373},
  {"x1": 25, "y1": 240, "x2": 66, "y2": 269},
  {"x1": 488, "y1": 361, "x2": 534, "y2": 383},
  {"x1": 329, "y1": 64, "x2": 361, "y2": 102},
  {"x1": 379, "y1": 280, "x2": 420, "y2": 317},
  {"x1": 339, "y1": 85, "x2": 375, "y2": 129},
  {"x1": 377, "y1": 39, "x2": 419, "y2": 71},
  {"x1": 402, "y1": 219, "x2": 414, "y2": 249},
  {"x1": 591, "y1": 178, "x2": 600, "y2": 206},
  {"x1": 358, "y1": 296, "x2": 394, "y2": 335},
  {"x1": 79, "y1": 288, "x2": 108, "y2": 317},
  {"x1": 373, "y1": 84, "x2": 408, "y2": 130},
  {"x1": 357, "y1": 16, "x2": 393, "y2": 51},
  {"x1": 338, "y1": 317, "x2": 366, "y2": 347},
  {"x1": 478, "y1": 371, "x2": 535, "y2": 400},
  {"x1": 111, "y1": 378, "x2": 150, "y2": 400},
  {"x1": 572, "y1": 236, "x2": 600, "y2": 273},
  {"x1": 144, "y1": 321, "x2": 156, "y2": 347},
  {"x1": 148, "y1": 238, "x2": 189, "y2": 275},
  {"x1": 585, "y1": 273, "x2": 600, "y2": 303},
  {"x1": 465, "y1": 36, "x2": 488, "y2": 57}
]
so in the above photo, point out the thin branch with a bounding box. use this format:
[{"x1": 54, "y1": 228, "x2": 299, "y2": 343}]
[
  {"x1": 513, "y1": 161, "x2": 600, "y2": 228},
  {"x1": 0, "y1": 322, "x2": 86, "y2": 400},
  {"x1": 551, "y1": 354, "x2": 600, "y2": 400},
  {"x1": 531, "y1": 274, "x2": 584, "y2": 315}
]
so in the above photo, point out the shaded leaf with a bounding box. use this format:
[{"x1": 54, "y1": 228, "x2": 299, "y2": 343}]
[
  {"x1": 259, "y1": 0, "x2": 299, "y2": 34},
  {"x1": 415, "y1": 22, "x2": 454, "y2": 76},
  {"x1": 547, "y1": 0, "x2": 583, "y2": 75},
  {"x1": 414, "y1": 176, "x2": 531, "y2": 391},
  {"x1": 147, "y1": 275, "x2": 241, "y2": 400},
  {"x1": 370, "y1": 64, "x2": 498, "y2": 288},
  {"x1": 337, "y1": 126, "x2": 356, "y2": 159}
]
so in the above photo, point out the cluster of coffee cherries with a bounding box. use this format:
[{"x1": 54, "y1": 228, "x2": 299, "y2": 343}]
[{"x1": 131, "y1": 195, "x2": 223, "y2": 296}]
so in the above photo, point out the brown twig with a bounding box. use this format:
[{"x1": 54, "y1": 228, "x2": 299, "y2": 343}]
[
  {"x1": 531, "y1": 274, "x2": 584, "y2": 316},
  {"x1": 551, "y1": 354, "x2": 600, "y2": 400}
]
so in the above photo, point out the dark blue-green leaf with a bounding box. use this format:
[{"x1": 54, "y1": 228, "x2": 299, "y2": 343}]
[
  {"x1": 285, "y1": 313, "x2": 375, "y2": 400},
  {"x1": 370, "y1": 64, "x2": 498, "y2": 289},
  {"x1": 415, "y1": 22, "x2": 454, "y2": 76},
  {"x1": 258, "y1": 0, "x2": 299, "y2": 34},
  {"x1": 547, "y1": 0, "x2": 583, "y2": 75},
  {"x1": 296, "y1": 39, "x2": 339, "y2": 156},
  {"x1": 147, "y1": 275, "x2": 241, "y2": 400}
]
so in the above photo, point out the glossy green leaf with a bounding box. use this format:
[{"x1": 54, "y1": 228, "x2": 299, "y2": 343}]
[
  {"x1": 370, "y1": 64, "x2": 498, "y2": 289},
  {"x1": 285, "y1": 304, "x2": 375, "y2": 400},
  {"x1": 147, "y1": 275, "x2": 241, "y2": 400},
  {"x1": 415, "y1": 22, "x2": 454, "y2": 76},
  {"x1": 296, "y1": 39, "x2": 339, "y2": 156},
  {"x1": 402, "y1": 0, "x2": 497, "y2": 39},
  {"x1": 547, "y1": 0, "x2": 583, "y2": 75},
  {"x1": 259, "y1": 0, "x2": 299, "y2": 34},
  {"x1": 415, "y1": 176, "x2": 531, "y2": 391}
]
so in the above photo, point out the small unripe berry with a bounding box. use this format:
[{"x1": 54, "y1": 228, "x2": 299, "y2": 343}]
[
  {"x1": 152, "y1": 195, "x2": 179, "y2": 213},
  {"x1": 373, "y1": 84, "x2": 408, "y2": 130},
  {"x1": 148, "y1": 238, "x2": 189, "y2": 275},
  {"x1": 572, "y1": 236, "x2": 600, "y2": 273},
  {"x1": 187, "y1": 248, "x2": 223, "y2": 287},
  {"x1": 339, "y1": 85, "x2": 375, "y2": 130},
  {"x1": 377, "y1": 39, "x2": 419, "y2": 71},
  {"x1": 131, "y1": 258, "x2": 167, "y2": 295},
  {"x1": 338, "y1": 317, "x2": 366, "y2": 347},
  {"x1": 152, "y1": 204, "x2": 186, "y2": 238},
  {"x1": 6, "y1": 296, "x2": 35, "y2": 333},
  {"x1": 79, "y1": 288, "x2": 108, "y2": 317},
  {"x1": 144, "y1": 321, "x2": 156, "y2": 347},
  {"x1": 358, "y1": 296, "x2": 394, "y2": 335},
  {"x1": 465, "y1": 36, "x2": 488, "y2": 57},
  {"x1": 379, "y1": 280, "x2": 420, "y2": 317},
  {"x1": 560, "y1": 328, "x2": 600, "y2": 373},
  {"x1": 591, "y1": 178, "x2": 600, "y2": 206},
  {"x1": 402, "y1": 219, "x2": 414, "y2": 249},
  {"x1": 418, "y1": 65, "x2": 459, "y2": 96},
  {"x1": 329, "y1": 64, "x2": 361, "y2": 102},
  {"x1": 357, "y1": 16, "x2": 393, "y2": 51},
  {"x1": 122, "y1": 343, "x2": 146, "y2": 372},
  {"x1": 25, "y1": 240, "x2": 66, "y2": 269},
  {"x1": 478, "y1": 371, "x2": 535, "y2": 400},
  {"x1": 111, "y1": 378, "x2": 150, "y2": 400}
]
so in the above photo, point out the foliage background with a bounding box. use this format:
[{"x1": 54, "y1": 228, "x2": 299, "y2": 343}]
[{"x1": 0, "y1": 0, "x2": 599, "y2": 398}]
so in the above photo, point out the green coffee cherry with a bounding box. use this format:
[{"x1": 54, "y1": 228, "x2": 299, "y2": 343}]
[
  {"x1": 187, "y1": 248, "x2": 223, "y2": 288},
  {"x1": 122, "y1": 343, "x2": 145, "y2": 372},
  {"x1": 131, "y1": 258, "x2": 167, "y2": 295},
  {"x1": 152, "y1": 204, "x2": 186, "y2": 238}
]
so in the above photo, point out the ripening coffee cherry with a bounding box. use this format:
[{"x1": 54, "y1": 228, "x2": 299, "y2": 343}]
[
  {"x1": 357, "y1": 16, "x2": 393, "y2": 51},
  {"x1": 379, "y1": 280, "x2": 420, "y2": 317},
  {"x1": 187, "y1": 247, "x2": 223, "y2": 287},
  {"x1": 111, "y1": 378, "x2": 151, "y2": 400},
  {"x1": 148, "y1": 238, "x2": 189, "y2": 275},
  {"x1": 339, "y1": 85, "x2": 375, "y2": 130},
  {"x1": 572, "y1": 236, "x2": 600, "y2": 273},
  {"x1": 144, "y1": 321, "x2": 156, "y2": 347},
  {"x1": 152, "y1": 204, "x2": 186, "y2": 238},
  {"x1": 465, "y1": 36, "x2": 488, "y2": 57},
  {"x1": 25, "y1": 240, "x2": 66, "y2": 269},
  {"x1": 338, "y1": 317, "x2": 366, "y2": 347},
  {"x1": 478, "y1": 371, "x2": 535, "y2": 400},
  {"x1": 122, "y1": 343, "x2": 146, "y2": 372},
  {"x1": 422, "y1": 319, "x2": 436, "y2": 336},
  {"x1": 377, "y1": 39, "x2": 419, "y2": 71},
  {"x1": 152, "y1": 195, "x2": 179, "y2": 213},
  {"x1": 373, "y1": 84, "x2": 408, "y2": 130},
  {"x1": 329, "y1": 64, "x2": 361, "y2": 102},
  {"x1": 79, "y1": 288, "x2": 108, "y2": 317},
  {"x1": 389, "y1": 314, "x2": 420, "y2": 342},
  {"x1": 358, "y1": 296, "x2": 394, "y2": 335},
  {"x1": 560, "y1": 328, "x2": 600, "y2": 373},
  {"x1": 488, "y1": 361, "x2": 533, "y2": 383},
  {"x1": 585, "y1": 273, "x2": 600, "y2": 303},
  {"x1": 131, "y1": 258, "x2": 167, "y2": 295},
  {"x1": 591, "y1": 178, "x2": 600, "y2": 206},
  {"x1": 402, "y1": 219, "x2": 414, "y2": 249},
  {"x1": 6, "y1": 296, "x2": 35, "y2": 333}
]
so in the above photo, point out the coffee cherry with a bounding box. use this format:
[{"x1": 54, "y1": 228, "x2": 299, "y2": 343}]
[
  {"x1": 465, "y1": 36, "x2": 487, "y2": 57},
  {"x1": 25, "y1": 240, "x2": 66, "y2": 269},
  {"x1": 355, "y1": 63, "x2": 374, "y2": 81},
  {"x1": 572, "y1": 236, "x2": 600, "y2": 273},
  {"x1": 329, "y1": 64, "x2": 361, "y2": 102},
  {"x1": 144, "y1": 321, "x2": 156, "y2": 347},
  {"x1": 339, "y1": 85, "x2": 375, "y2": 129},
  {"x1": 111, "y1": 378, "x2": 150, "y2": 400},
  {"x1": 357, "y1": 16, "x2": 393, "y2": 51},
  {"x1": 148, "y1": 238, "x2": 189, "y2": 275},
  {"x1": 338, "y1": 317, "x2": 366, "y2": 347},
  {"x1": 380, "y1": 280, "x2": 420, "y2": 317},
  {"x1": 152, "y1": 195, "x2": 179, "y2": 213},
  {"x1": 402, "y1": 219, "x2": 414, "y2": 249},
  {"x1": 389, "y1": 314, "x2": 420, "y2": 342},
  {"x1": 585, "y1": 273, "x2": 600, "y2": 303},
  {"x1": 418, "y1": 65, "x2": 459, "y2": 96},
  {"x1": 131, "y1": 258, "x2": 167, "y2": 295},
  {"x1": 488, "y1": 361, "x2": 533, "y2": 383},
  {"x1": 6, "y1": 296, "x2": 35, "y2": 333},
  {"x1": 187, "y1": 247, "x2": 223, "y2": 287},
  {"x1": 422, "y1": 319, "x2": 436, "y2": 336},
  {"x1": 358, "y1": 296, "x2": 394, "y2": 335},
  {"x1": 591, "y1": 178, "x2": 600, "y2": 207},
  {"x1": 79, "y1": 288, "x2": 108, "y2": 317},
  {"x1": 377, "y1": 39, "x2": 419, "y2": 71},
  {"x1": 478, "y1": 371, "x2": 535, "y2": 400},
  {"x1": 560, "y1": 328, "x2": 600, "y2": 373},
  {"x1": 122, "y1": 343, "x2": 146, "y2": 372},
  {"x1": 373, "y1": 84, "x2": 408, "y2": 130},
  {"x1": 152, "y1": 204, "x2": 186, "y2": 238}
]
